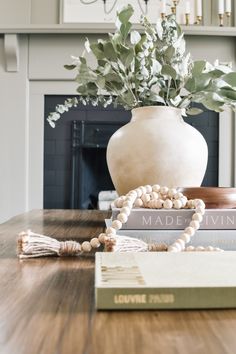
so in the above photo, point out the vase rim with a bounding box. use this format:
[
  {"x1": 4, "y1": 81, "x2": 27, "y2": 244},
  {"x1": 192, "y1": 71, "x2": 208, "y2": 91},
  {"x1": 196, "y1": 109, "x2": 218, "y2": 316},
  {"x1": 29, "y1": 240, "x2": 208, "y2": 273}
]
[{"x1": 131, "y1": 106, "x2": 181, "y2": 115}]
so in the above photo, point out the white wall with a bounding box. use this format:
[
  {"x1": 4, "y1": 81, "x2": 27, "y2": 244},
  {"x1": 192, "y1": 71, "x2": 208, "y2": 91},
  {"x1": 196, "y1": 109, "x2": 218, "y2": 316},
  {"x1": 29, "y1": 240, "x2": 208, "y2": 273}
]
[{"x1": 0, "y1": 35, "x2": 29, "y2": 223}]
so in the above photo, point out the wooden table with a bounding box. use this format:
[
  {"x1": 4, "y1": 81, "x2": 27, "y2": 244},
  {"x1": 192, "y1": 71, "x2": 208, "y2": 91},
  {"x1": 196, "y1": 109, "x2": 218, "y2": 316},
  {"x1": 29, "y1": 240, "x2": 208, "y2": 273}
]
[{"x1": 1, "y1": 209, "x2": 236, "y2": 354}]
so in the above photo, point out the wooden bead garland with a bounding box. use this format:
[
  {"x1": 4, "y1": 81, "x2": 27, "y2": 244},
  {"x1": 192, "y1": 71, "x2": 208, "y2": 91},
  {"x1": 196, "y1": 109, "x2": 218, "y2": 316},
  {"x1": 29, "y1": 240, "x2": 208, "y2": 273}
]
[
  {"x1": 17, "y1": 184, "x2": 223, "y2": 259},
  {"x1": 97, "y1": 184, "x2": 223, "y2": 253}
]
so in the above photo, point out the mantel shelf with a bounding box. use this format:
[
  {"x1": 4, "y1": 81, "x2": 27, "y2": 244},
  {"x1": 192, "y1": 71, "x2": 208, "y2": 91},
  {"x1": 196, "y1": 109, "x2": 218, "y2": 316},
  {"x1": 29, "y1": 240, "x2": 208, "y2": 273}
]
[{"x1": 1, "y1": 24, "x2": 236, "y2": 36}]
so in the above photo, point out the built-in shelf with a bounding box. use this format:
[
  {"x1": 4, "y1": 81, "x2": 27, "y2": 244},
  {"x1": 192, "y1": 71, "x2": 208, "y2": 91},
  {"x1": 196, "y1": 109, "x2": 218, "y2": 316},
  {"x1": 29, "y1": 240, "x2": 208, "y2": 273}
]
[{"x1": 1, "y1": 24, "x2": 236, "y2": 36}]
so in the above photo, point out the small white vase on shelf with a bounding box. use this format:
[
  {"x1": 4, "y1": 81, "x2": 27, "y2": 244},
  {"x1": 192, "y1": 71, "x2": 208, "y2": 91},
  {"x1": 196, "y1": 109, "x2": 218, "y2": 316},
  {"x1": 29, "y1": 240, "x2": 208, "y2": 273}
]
[{"x1": 106, "y1": 106, "x2": 208, "y2": 195}]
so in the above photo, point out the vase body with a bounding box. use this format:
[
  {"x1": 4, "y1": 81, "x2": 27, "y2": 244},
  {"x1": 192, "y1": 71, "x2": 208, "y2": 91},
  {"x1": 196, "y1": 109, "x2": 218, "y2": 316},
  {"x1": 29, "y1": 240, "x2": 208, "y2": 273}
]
[{"x1": 107, "y1": 106, "x2": 208, "y2": 195}]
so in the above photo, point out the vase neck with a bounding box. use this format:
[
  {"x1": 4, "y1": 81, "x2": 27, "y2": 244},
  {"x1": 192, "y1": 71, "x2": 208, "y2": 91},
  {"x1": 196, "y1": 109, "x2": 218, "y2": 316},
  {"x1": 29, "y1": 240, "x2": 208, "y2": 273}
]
[{"x1": 131, "y1": 106, "x2": 182, "y2": 122}]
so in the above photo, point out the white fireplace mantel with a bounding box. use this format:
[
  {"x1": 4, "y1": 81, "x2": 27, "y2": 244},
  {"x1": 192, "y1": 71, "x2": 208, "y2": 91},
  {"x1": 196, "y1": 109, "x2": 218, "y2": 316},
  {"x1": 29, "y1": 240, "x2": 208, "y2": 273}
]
[{"x1": 0, "y1": 31, "x2": 236, "y2": 223}]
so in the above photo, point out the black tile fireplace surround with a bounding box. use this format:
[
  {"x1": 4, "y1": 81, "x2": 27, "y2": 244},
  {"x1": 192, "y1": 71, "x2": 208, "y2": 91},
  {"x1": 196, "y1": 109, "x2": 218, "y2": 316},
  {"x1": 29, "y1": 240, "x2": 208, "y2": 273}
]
[{"x1": 44, "y1": 96, "x2": 219, "y2": 209}]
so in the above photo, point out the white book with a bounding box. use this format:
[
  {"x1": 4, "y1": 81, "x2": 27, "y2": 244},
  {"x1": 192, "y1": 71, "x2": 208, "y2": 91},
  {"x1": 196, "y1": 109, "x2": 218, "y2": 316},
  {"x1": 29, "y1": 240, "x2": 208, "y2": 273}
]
[
  {"x1": 95, "y1": 252, "x2": 236, "y2": 309},
  {"x1": 105, "y1": 219, "x2": 236, "y2": 250}
]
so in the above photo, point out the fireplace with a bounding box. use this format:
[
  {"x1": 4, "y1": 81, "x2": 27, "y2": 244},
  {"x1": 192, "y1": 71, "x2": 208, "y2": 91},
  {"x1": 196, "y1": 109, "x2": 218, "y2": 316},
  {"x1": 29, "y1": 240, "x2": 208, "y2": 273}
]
[{"x1": 44, "y1": 95, "x2": 219, "y2": 209}]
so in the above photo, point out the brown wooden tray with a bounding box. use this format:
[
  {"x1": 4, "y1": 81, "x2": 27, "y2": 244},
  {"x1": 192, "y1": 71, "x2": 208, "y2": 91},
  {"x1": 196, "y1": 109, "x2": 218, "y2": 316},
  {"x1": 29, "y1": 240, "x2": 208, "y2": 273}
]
[{"x1": 177, "y1": 187, "x2": 236, "y2": 209}]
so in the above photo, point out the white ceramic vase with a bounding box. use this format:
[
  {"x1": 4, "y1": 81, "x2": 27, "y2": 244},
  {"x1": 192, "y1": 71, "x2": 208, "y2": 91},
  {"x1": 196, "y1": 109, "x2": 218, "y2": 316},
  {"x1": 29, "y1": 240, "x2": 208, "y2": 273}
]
[{"x1": 106, "y1": 106, "x2": 208, "y2": 195}]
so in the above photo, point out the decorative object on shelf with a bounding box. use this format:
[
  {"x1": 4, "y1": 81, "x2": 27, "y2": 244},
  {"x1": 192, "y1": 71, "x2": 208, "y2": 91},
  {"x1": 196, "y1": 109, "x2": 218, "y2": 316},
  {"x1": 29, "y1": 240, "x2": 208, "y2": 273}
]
[
  {"x1": 17, "y1": 185, "x2": 224, "y2": 259},
  {"x1": 196, "y1": 0, "x2": 202, "y2": 24},
  {"x1": 185, "y1": 0, "x2": 190, "y2": 25},
  {"x1": 48, "y1": 5, "x2": 236, "y2": 192},
  {"x1": 218, "y1": 0, "x2": 224, "y2": 26},
  {"x1": 225, "y1": 0, "x2": 231, "y2": 26}
]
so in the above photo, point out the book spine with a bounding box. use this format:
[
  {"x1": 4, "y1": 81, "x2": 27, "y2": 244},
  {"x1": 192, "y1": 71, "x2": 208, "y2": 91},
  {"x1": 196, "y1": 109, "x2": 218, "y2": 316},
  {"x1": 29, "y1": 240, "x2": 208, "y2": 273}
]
[
  {"x1": 115, "y1": 229, "x2": 236, "y2": 250},
  {"x1": 96, "y1": 287, "x2": 236, "y2": 310},
  {"x1": 112, "y1": 209, "x2": 236, "y2": 230}
]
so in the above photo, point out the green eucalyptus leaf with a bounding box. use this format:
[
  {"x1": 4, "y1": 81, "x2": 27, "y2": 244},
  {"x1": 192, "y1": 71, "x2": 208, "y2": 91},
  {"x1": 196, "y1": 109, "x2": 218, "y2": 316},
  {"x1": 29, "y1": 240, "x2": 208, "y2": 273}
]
[
  {"x1": 164, "y1": 46, "x2": 175, "y2": 61},
  {"x1": 186, "y1": 107, "x2": 203, "y2": 116},
  {"x1": 76, "y1": 62, "x2": 97, "y2": 84},
  {"x1": 118, "y1": 4, "x2": 134, "y2": 24},
  {"x1": 90, "y1": 43, "x2": 105, "y2": 60},
  {"x1": 119, "y1": 45, "x2": 134, "y2": 67},
  {"x1": 120, "y1": 22, "x2": 132, "y2": 41},
  {"x1": 220, "y1": 88, "x2": 236, "y2": 100},
  {"x1": 161, "y1": 64, "x2": 177, "y2": 79},
  {"x1": 103, "y1": 42, "x2": 117, "y2": 61},
  {"x1": 130, "y1": 31, "x2": 141, "y2": 45},
  {"x1": 192, "y1": 60, "x2": 206, "y2": 76},
  {"x1": 222, "y1": 72, "x2": 236, "y2": 87},
  {"x1": 64, "y1": 64, "x2": 76, "y2": 70},
  {"x1": 96, "y1": 76, "x2": 106, "y2": 89}
]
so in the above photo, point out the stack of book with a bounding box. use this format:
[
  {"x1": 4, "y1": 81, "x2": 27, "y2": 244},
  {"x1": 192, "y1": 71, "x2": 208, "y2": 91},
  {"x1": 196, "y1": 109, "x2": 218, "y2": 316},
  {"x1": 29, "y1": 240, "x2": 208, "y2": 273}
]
[{"x1": 107, "y1": 207, "x2": 236, "y2": 250}]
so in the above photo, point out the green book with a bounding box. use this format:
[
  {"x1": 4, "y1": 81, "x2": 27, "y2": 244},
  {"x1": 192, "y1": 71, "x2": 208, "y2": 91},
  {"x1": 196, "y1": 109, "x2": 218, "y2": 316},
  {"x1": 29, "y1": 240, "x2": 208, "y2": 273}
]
[{"x1": 95, "y1": 252, "x2": 236, "y2": 310}]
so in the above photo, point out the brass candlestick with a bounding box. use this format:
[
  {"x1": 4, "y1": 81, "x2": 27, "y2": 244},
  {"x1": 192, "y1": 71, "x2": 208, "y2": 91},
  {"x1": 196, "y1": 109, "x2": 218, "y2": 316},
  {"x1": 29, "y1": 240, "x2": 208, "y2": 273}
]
[
  {"x1": 171, "y1": 0, "x2": 179, "y2": 15},
  {"x1": 196, "y1": 15, "x2": 202, "y2": 25},
  {"x1": 219, "y1": 13, "x2": 224, "y2": 27},
  {"x1": 185, "y1": 13, "x2": 190, "y2": 26},
  {"x1": 161, "y1": 12, "x2": 166, "y2": 20},
  {"x1": 226, "y1": 11, "x2": 231, "y2": 26}
]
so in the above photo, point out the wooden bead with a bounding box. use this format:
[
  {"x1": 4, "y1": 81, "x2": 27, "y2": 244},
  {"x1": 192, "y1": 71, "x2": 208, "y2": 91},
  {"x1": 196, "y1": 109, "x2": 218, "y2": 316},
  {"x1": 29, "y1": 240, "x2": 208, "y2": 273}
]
[
  {"x1": 155, "y1": 199, "x2": 163, "y2": 209},
  {"x1": 184, "y1": 226, "x2": 195, "y2": 236},
  {"x1": 186, "y1": 246, "x2": 195, "y2": 252},
  {"x1": 140, "y1": 186, "x2": 146, "y2": 194},
  {"x1": 111, "y1": 220, "x2": 122, "y2": 230},
  {"x1": 192, "y1": 212, "x2": 203, "y2": 222},
  {"x1": 114, "y1": 198, "x2": 123, "y2": 208},
  {"x1": 175, "y1": 238, "x2": 185, "y2": 250},
  {"x1": 141, "y1": 194, "x2": 151, "y2": 204},
  {"x1": 98, "y1": 233, "x2": 107, "y2": 243},
  {"x1": 117, "y1": 213, "x2": 128, "y2": 223},
  {"x1": 163, "y1": 199, "x2": 173, "y2": 209},
  {"x1": 123, "y1": 201, "x2": 133, "y2": 209},
  {"x1": 81, "y1": 241, "x2": 92, "y2": 252},
  {"x1": 173, "y1": 199, "x2": 182, "y2": 209},
  {"x1": 205, "y1": 246, "x2": 214, "y2": 251},
  {"x1": 134, "y1": 198, "x2": 143, "y2": 207},
  {"x1": 106, "y1": 227, "x2": 116, "y2": 235},
  {"x1": 190, "y1": 220, "x2": 200, "y2": 230},
  {"x1": 149, "y1": 200, "x2": 156, "y2": 209},
  {"x1": 90, "y1": 238, "x2": 100, "y2": 248},
  {"x1": 160, "y1": 186, "x2": 169, "y2": 195},
  {"x1": 195, "y1": 199, "x2": 205, "y2": 208},
  {"x1": 145, "y1": 185, "x2": 152, "y2": 193},
  {"x1": 196, "y1": 206, "x2": 205, "y2": 215},
  {"x1": 180, "y1": 196, "x2": 187, "y2": 208},
  {"x1": 180, "y1": 233, "x2": 191, "y2": 243},
  {"x1": 135, "y1": 188, "x2": 142, "y2": 197},
  {"x1": 172, "y1": 242, "x2": 182, "y2": 251},
  {"x1": 174, "y1": 192, "x2": 183, "y2": 199},
  {"x1": 150, "y1": 191, "x2": 159, "y2": 200},
  {"x1": 196, "y1": 246, "x2": 205, "y2": 252},
  {"x1": 152, "y1": 184, "x2": 160, "y2": 192},
  {"x1": 168, "y1": 188, "x2": 177, "y2": 198},
  {"x1": 187, "y1": 199, "x2": 195, "y2": 208},
  {"x1": 120, "y1": 207, "x2": 131, "y2": 216}
]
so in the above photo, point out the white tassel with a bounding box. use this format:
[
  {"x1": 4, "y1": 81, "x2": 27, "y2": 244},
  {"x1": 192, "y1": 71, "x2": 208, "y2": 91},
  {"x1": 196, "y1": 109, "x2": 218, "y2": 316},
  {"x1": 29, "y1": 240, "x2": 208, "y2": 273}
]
[
  {"x1": 18, "y1": 230, "x2": 82, "y2": 259},
  {"x1": 112, "y1": 235, "x2": 149, "y2": 252}
]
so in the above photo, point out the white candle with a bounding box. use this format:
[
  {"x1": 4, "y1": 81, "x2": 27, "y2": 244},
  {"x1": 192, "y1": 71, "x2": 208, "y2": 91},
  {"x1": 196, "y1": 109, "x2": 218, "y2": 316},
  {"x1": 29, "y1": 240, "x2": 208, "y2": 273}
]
[
  {"x1": 196, "y1": 0, "x2": 202, "y2": 17},
  {"x1": 218, "y1": 0, "x2": 224, "y2": 14},
  {"x1": 161, "y1": 0, "x2": 166, "y2": 13},
  {"x1": 225, "y1": 0, "x2": 231, "y2": 13},
  {"x1": 185, "y1": 0, "x2": 190, "y2": 14}
]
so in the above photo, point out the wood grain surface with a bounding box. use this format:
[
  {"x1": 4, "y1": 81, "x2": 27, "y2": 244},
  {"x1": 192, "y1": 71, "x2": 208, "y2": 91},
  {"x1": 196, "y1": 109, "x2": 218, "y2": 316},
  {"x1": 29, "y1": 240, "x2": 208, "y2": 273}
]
[{"x1": 1, "y1": 209, "x2": 236, "y2": 354}]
